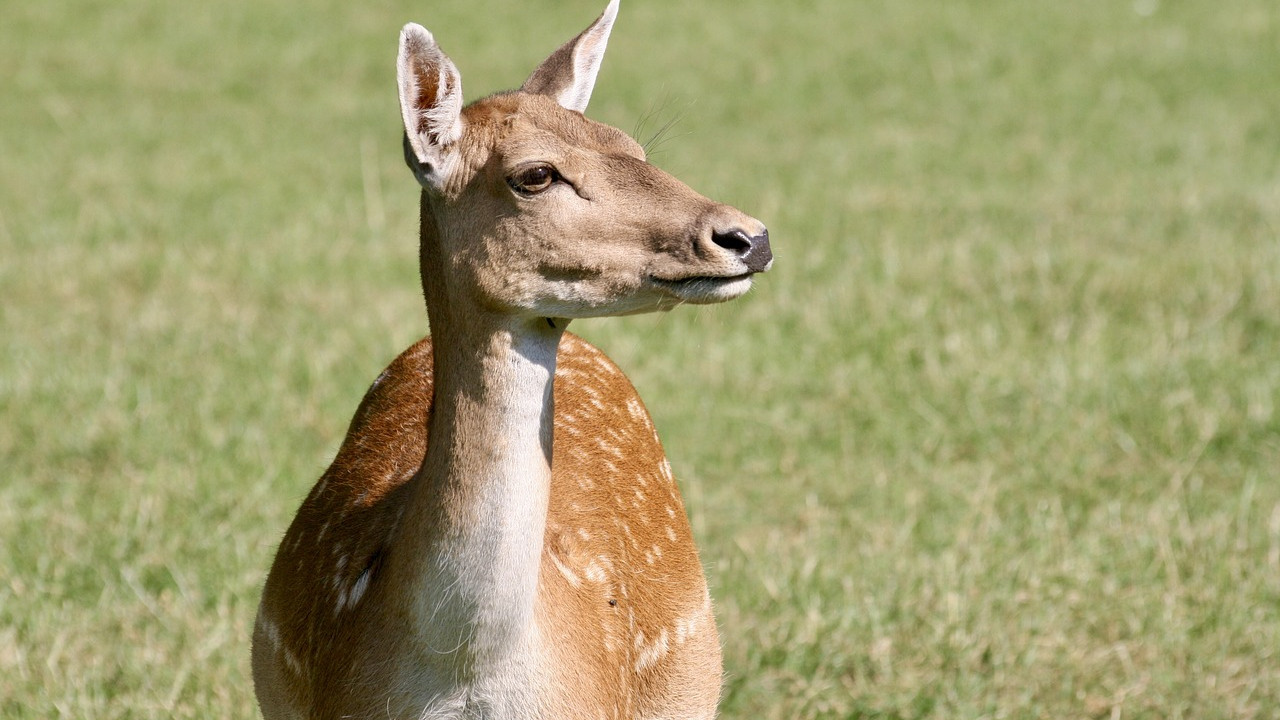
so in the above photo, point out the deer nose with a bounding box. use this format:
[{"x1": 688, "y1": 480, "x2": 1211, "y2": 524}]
[{"x1": 711, "y1": 227, "x2": 773, "y2": 273}]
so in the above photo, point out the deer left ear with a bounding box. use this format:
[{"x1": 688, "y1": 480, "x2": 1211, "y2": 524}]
[
  {"x1": 521, "y1": 0, "x2": 619, "y2": 113},
  {"x1": 398, "y1": 22, "x2": 465, "y2": 189}
]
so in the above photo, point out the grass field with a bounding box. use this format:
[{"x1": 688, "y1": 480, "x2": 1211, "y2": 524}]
[{"x1": 3, "y1": 0, "x2": 1279, "y2": 717}]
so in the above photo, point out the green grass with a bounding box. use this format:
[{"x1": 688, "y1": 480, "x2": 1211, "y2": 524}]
[{"x1": 3, "y1": 0, "x2": 1278, "y2": 717}]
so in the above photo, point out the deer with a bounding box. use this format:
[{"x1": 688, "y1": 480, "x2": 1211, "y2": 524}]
[{"x1": 251, "y1": 1, "x2": 771, "y2": 718}]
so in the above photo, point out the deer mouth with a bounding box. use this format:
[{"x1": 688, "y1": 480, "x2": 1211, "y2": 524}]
[{"x1": 648, "y1": 272, "x2": 755, "y2": 303}]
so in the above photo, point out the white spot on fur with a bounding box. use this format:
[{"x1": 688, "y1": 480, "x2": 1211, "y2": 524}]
[
  {"x1": 625, "y1": 397, "x2": 646, "y2": 420},
  {"x1": 659, "y1": 458, "x2": 674, "y2": 482},
  {"x1": 255, "y1": 614, "x2": 282, "y2": 650},
  {"x1": 549, "y1": 551, "x2": 582, "y2": 588},
  {"x1": 620, "y1": 523, "x2": 639, "y2": 549},
  {"x1": 634, "y1": 628, "x2": 670, "y2": 672},
  {"x1": 348, "y1": 566, "x2": 372, "y2": 607},
  {"x1": 583, "y1": 561, "x2": 607, "y2": 584},
  {"x1": 675, "y1": 618, "x2": 691, "y2": 644},
  {"x1": 675, "y1": 606, "x2": 707, "y2": 646},
  {"x1": 282, "y1": 645, "x2": 305, "y2": 677},
  {"x1": 259, "y1": 615, "x2": 305, "y2": 678}
]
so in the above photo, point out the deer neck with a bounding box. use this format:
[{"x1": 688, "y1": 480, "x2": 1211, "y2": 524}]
[{"x1": 394, "y1": 193, "x2": 563, "y2": 676}]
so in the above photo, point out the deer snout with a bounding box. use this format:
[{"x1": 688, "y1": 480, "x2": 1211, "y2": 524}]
[{"x1": 711, "y1": 227, "x2": 772, "y2": 273}]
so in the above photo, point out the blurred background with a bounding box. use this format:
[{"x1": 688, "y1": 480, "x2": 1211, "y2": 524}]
[{"x1": 2, "y1": 0, "x2": 1277, "y2": 717}]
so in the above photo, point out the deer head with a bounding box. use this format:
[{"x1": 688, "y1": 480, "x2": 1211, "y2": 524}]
[{"x1": 396, "y1": 0, "x2": 771, "y2": 323}]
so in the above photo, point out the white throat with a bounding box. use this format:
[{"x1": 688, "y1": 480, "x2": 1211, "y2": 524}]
[{"x1": 392, "y1": 314, "x2": 563, "y2": 686}]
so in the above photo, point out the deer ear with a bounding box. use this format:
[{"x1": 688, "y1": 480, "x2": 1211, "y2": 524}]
[
  {"x1": 521, "y1": 0, "x2": 618, "y2": 113},
  {"x1": 398, "y1": 23, "x2": 464, "y2": 188}
]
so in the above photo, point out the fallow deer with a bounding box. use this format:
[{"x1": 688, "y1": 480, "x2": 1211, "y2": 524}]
[{"x1": 252, "y1": 2, "x2": 771, "y2": 718}]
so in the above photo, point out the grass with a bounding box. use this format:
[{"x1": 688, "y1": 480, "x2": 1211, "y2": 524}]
[{"x1": 2, "y1": 0, "x2": 1278, "y2": 717}]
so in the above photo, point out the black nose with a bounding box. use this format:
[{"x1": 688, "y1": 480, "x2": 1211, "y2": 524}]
[{"x1": 712, "y1": 228, "x2": 773, "y2": 273}]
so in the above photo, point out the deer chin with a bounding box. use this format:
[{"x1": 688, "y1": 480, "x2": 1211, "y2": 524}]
[{"x1": 647, "y1": 272, "x2": 756, "y2": 304}]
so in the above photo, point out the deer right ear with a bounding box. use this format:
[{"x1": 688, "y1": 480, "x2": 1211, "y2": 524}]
[{"x1": 398, "y1": 23, "x2": 464, "y2": 188}]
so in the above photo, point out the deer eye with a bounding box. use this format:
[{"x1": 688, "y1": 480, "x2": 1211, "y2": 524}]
[{"x1": 508, "y1": 165, "x2": 559, "y2": 195}]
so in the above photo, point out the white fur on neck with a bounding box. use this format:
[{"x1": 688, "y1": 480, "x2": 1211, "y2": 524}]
[{"x1": 394, "y1": 321, "x2": 561, "y2": 717}]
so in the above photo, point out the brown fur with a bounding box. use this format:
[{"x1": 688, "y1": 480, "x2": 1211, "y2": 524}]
[{"x1": 255, "y1": 334, "x2": 720, "y2": 718}]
